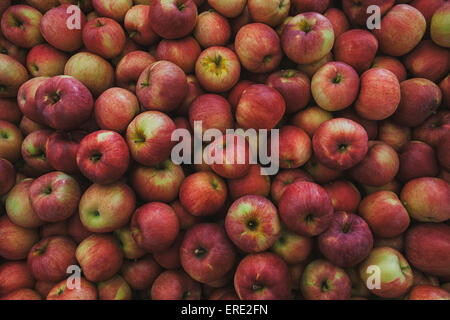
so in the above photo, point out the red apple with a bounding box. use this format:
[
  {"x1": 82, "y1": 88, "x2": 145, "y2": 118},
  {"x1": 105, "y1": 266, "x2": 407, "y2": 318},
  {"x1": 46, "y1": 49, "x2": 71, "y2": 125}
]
[
  {"x1": 0, "y1": 215, "x2": 39, "y2": 260},
  {"x1": 0, "y1": 53, "x2": 29, "y2": 98},
  {"x1": 323, "y1": 8, "x2": 349, "y2": 38},
  {"x1": 0, "y1": 98, "x2": 22, "y2": 124},
  {"x1": 1, "y1": 288, "x2": 42, "y2": 300},
  {"x1": 413, "y1": 111, "x2": 450, "y2": 148},
  {"x1": 371, "y1": 55, "x2": 407, "y2": 82},
  {"x1": 46, "y1": 277, "x2": 97, "y2": 300},
  {"x1": 19, "y1": 116, "x2": 48, "y2": 136},
  {"x1": 438, "y1": 133, "x2": 450, "y2": 171},
  {"x1": 0, "y1": 158, "x2": 15, "y2": 196},
  {"x1": 26, "y1": 44, "x2": 68, "y2": 78},
  {"x1": 408, "y1": 285, "x2": 450, "y2": 300},
  {"x1": 194, "y1": 10, "x2": 231, "y2": 47},
  {"x1": 21, "y1": 129, "x2": 52, "y2": 173},
  {"x1": 297, "y1": 51, "x2": 334, "y2": 79},
  {"x1": 124, "y1": 4, "x2": 158, "y2": 46},
  {"x1": 397, "y1": 141, "x2": 439, "y2": 182},
  {"x1": 377, "y1": 119, "x2": 411, "y2": 152},
  {"x1": 92, "y1": 0, "x2": 132, "y2": 21},
  {"x1": 323, "y1": 180, "x2": 361, "y2": 213},
  {"x1": 208, "y1": 0, "x2": 246, "y2": 18},
  {"x1": 25, "y1": 0, "x2": 59, "y2": 13},
  {"x1": 0, "y1": 261, "x2": 35, "y2": 296},
  {"x1": 292, "y1": 0, "x2": 329, "y2": 14},
  {"x1": 228, "y1": 164, "x2": 271, "y2": 200},
  {"x1": 151, "y1": 270, "x2": 201, "y2": 300},
  {"x1": 177, "y1": 75, "x2": 204, "y2": 116},
  {"x1": 46, "y1": 131, "x2": 85, "y2": 174},
  {"x1": 120, "y1": 256, "x2": 162, "y2": 290},
  {"x1": 304, "y1": 155, "x2": 342, "y2": 184},
  {"x1": 115, "y1": 51, "x2": 156, "y2": 92},
  {"x1": 1, "y1": 5, "x2": 44, "y2": 48},
  {"x1": 82, "y1": 17, "x2": 126, "y2": 59},
  {"x1": 153, "y1": 232, "x2": 184, "y2": 269},
  {"x1": 0, "y1": 36, "x2": 27, "y2": 65},
  {"x1": 39, "y1": 220, "x2": 69, "y2": 239},
  {"x1": 336, "y1": 108, "x2": 379, "y2": 140},
  {"x1": 247, "y1": 0, "x2": 290, "y2": 27},
  {"x1": 157, "y1": 37, "x2": 200, "y2": 74},
  {"x1": 291, "y1": 106, "x2": 333, "y2": 138},
  {"x1": 277, "y1": 125, "x2": 312, "y2": 169},
  {"x1": 17, "y1": 77, "x2": 49, "y2": 124},
  {"x1": 374, "y1": 235, "x2": 404, "y2": 252},
  {"x1": 270, "y1": 169, "x2": 312, "y2": 204},
  {"x1": 271, "y1": 225, "x2": 312, "y2": 265},
  {"x1": 67, "y1": 213, "x2": 92, "y2": 244},
  {"x1": 170, "y1": 200, "x2": 203, "y2": 230},
  {"x1": 97, "y1": 275, "x2": 132, "y2": 300}
]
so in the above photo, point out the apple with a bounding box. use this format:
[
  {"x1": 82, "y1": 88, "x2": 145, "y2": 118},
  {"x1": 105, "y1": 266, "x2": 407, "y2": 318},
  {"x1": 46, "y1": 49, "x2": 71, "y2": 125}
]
[
  {"x1": 0, "y1": 54, "x2": 29, "y2": 99},
  {"x1": 113, "y1": 226, "x2": 146, "y2": 260},
  {"x1": 374, "y1": 235, "x2": 404, "y2": 252},
  {"x1": 124, "y1": 4, "x2": 158, "y2": 46},
  {"x1": 342, "y1": 0, "x2": 394, "y2": 26},
  {"x1": 64, "y1": 52, "x2": 115, "y2": 98},
  {"x1": 437, "y1": 133, "x2": 450, "y2": 171},
  {"x1": 111, "y1": 37, "x2": 143, "y2": 65},
  {"x1": 378, "y1": 120, "x2": 411, "y2": 152},
  {"x1": 271, "y1": 225, "x2": 312, "y2": 265},
  {"x1": 304, "y1": 155, "x2": 342, "y2": 184},
  {"x1": 311, "y1": 62, "x2": 360, "y2": 112},
  {"x1": 207, "y1": 0, "x2": 246, "y2": 18},
  {"x1": 277, "y1": 125, "x2": 312, "y2": 169},
  {"x1": 234, "y1": 252, "x2": 290, "y2": 300},
  {"x1": 194, "y1": 10, "x2": 231, "y2": 47},
  {"x1": 92, "y1": 0, "x2": 132, "y2": 21},
  {"x1": 177, "y1": 75, "x2": 204, "y2": 116},
  {"x1": 323, "y1": 180, "x2": 361, "y2": 213},
  {"x1": 157, "y1": 37, "x2": 200, "y2": 75},
  {"x1": 0, "y1": 98, "x2": 22, "y2": 124},
  {"x1": 40, "y1": 4, "x2": 86, "y2": 52},
  {"x1": 153, "y1": 232, "x2": 184, "y2": 269},
  {"x1": 0, "y1": 261, "x2": 35, "y2": 296},
  {"x1": 39, "y1": 220, "x2": 69, "y2": 239},
  {"x1": 270, "y1": 169, "x2": 312, "y2": 204},
  {"x1": 408, "y1": 285, "x2": 450, "y2": 300},
  {"x1": 0, "y1": 36, "x2": 27, "y2": 65},
  {"x1": 120, "y1": 256, "x2": 162, "y2": 290},
  {"x1": 46, "y1": 131, "x2": 85, "y2": 174},
  {"x1": 230, "y1": 5, "x2": 252, "y2": 36},
  {"x1": 1, "y1": 288, "x2": 42, "y2": 300},
  {"x1": 247, "y1": 0, "x2": 290, "y2": 27},
  {"x1": 46, "y1": 277, "x2": 97, "y2": 300},
  {"x1": 149, "y1": 0, "x2": 198, "y2": 39},
  {"x1": 235, "y1": 23, "x2": 282, "y2": 74},
  {"x1": 19, "y1": 117, "x2": 48, "y2": 137},
  {"x1": 397, "y1": 141, "x2": 439, "y2": 182},
  {"x1": 297, "y1": 52, "x2": 334, "y2": 79},
  {"x1": 66, "y1": 214, "x2": 92, "y2": 244},
  {"x1": 292, "y1": 0, "x2": 329, "y2": 13},
  {"x1": 312, "y1": 118, "x2": 369, "y2": 170},
  {"x1": 24, "y1": 0, "x2": 59, "y2": 13},
  {"x1": 266, "y1": 70, "x2": 310, "y2": 114},
  {"x1": 0, "y1": 215, "x2": 39, "y2": 260},
  {"x1": 151, "y1": 270, "x2": 201, "y2": 300},
  {"x1": 228, "y1": 164, "x2": 271, "y2": 201},
  {"x1": 373, "y1": 4, "x2": 426, "y2": 57},
  {"x1": 209, "y1": 287, "x2": 238, "y2": 300},
  {"x1": 115, "y1": 51, "x2": 156, "y2": 92},
  {"x1": 25, "y1": 44, "x2": 68, "y2": 78},
  {"x1": 359, "y1": 191, "x2": 410, "y2": 238},
  {"x1": 412, "y1": 269, "x2": 440, "y2": 287},
  {"x1": 301, "y1": 259, "x2": 352, "y2": 300},
  {"x1": 82, "y1": 17, "x2": 126, "y2": 59},
  {"x1": 1, "y1": 5, "x2": 44, "y2": 48},
  {"x1": 279, "y1": 181, "x2": 333, "y2": 237},
  {"x1": 21, "y1": 129, "x2": 52, "y2": 173},
  {"x1": 336, "y1": 108, "x2": 378, "y2": 140},
  {"x1": 431, "y1": 2, "x2": 450, "y2": 48},
  {"x1": 180, "y1": 223, "x2": 236, "y2": 284},
  {"x1": 359, "y1": 246, "x2": 413, "y2": 298},
  {"x1": 291, "y1": 106, "x2": 333, "y2": 138},
  {"x1": 170, "y1": 200, "x2": 203, "y2": 230},
  {"x1": 413, "y1": 111, "x2": 450, "y2": 148},
  {"x1": 371, "y1": 55, "x2": 407, "y2": 82},
  {"x1": 323, "y1": 8, "x2": 349, "y2": 38},
  {"x1": 195, "y1": 46, "x2": 241, "y2": 92},
  {"x1": 97, "y1": 275, "x2": 132, "y2": 300},
  {"x1": 17, "y1": 76, "x2": 48, "y2": 124},
  {"x1": 0, "y1": 158, "x2": 15, "y2": 196}
]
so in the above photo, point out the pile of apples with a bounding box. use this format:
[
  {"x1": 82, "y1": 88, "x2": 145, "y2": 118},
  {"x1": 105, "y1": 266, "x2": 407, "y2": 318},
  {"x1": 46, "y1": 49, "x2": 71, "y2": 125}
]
[{"x1": 0, "y1": 0, "x2": 449, "y2": 301}]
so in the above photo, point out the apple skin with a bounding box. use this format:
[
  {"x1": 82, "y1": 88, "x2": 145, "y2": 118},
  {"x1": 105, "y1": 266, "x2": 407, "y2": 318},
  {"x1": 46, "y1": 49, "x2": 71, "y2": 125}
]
[
  {"x1": 372, "y1": 55, "x2": 407, "y2": 82},
  {"x1": 311, "y1": 62, "x2": 360, "y2": 112},
  {"x1": 149, "y1": 0, "x2": 198, "y2": 40},
  {"x1": 92, "y1": 0, "x2": 132, "y2": 21},
  {"x1": 323, "y1": 180, "x2": 361, "y2": 213},
  {"x1": 17, "y1": 77, "x2": 48, "y2": 124},
  {"x1": 157, "y1": 37, "x2": 200, "y2": 74},
  {"x1": 278, "y1": 181, "x2": 333, "y2": 237},
  {"x1": 266, "y1": 70, "x2": 310, "y2": 114},
  {"x1": 318, "y1": 212, "x2": 373, "y2": 268},
  {"x1": 1, "y1": 288, "x2": 42, "y2": 300},
  {"x1": 130, "y1": 202, "x2": 180, "y2": 253},
  {"x1": 120, "y1": 255, "x2": 162, "y2": 290},
  {"x1": 21, "y1": 129, "x2": 52, "y2": 174},
  {"x1": 24, "y1": 0, "x2": 59, "y2": 13},
  {"x1": 296, "y1": 51, "x2": 333, "y2": 79},
  {"x1": 374, "y1": 235, "x2": 404, "y2": 252},
  {"x1": 437, "y1": 133, "x2": 450, "y2": 171},
  {"x1": 292, "y1": 0, "x2": 330, "y2": 14},
  {"x1": 342, "y1": 0, "x2": 394, "y2": 26},
  {"x1": 46, "y1": 277, "x2": 97, "y2": 300},
  {"x1": 195, "y1": 46, "x2": 241, "y2": 93},
  {"x1": 0, "y1": 36, "x2": 27, "y2": 66},
  {"x1": 0, "y1": 261, "x2": 35, "y2": 296},
  {"x1": 0, "y1": 158, "x2": 15, "y2": 196},
  {"x1": 291, "y1": 106, "x2": 333, "y2": 138},
  {"x1": 40, "y1": 4, "x2": 86, "y2": 52},
  {"x1": 82, "y1": 17, "x2": 126, "y2": 59},
  {"x1": 126, "y1": 111, "x2": 176, "y2": 166},
  {"x1": 248, "y1": 0, "x2": 290, "y2": 27},
  {"x1": 408, "y1": 285, "x2": 450, "y2": 300},
  {"x1": 397, "y1": 141, "x2": 439, "y2": 182},
  {"x1": 97, "y1": 275, "x2": 131, "y2": 300},
  {"x1": 348, "y1": 141, "x2": 399, "y2": 187},
  {"x1": 170, "y1": 200, "x2": 203, "y2": 230},
  {"x1": 177, "y1": 75, "x2": 204, "y2": 116},
  {"x1": 359, "y1": 246, "x2": 413, "y2": 298},
  {"x1": 312, "y1": 118, "x2": 369, "y2": 170},
  {"x1": 76, "y1": 130, "x2": 130, "y2": 185},
  {"x1": 323, "y1": 8, "x2": 349, "y2": 38},
  {"x1": 208, "y1": 0, "x2": 246, "y2": 18},
  {"x1": 0, "y1": 215, "x2": 39, "y2": 260},
  {"x1": 27, "y1": 236, "x2": 77, "y2": 282},
  {"x1": 228, "y1": 164, "x2": 271, "y2": 201},
  {"x1": 151, "y1": 270, "x2": 202, "y2": 300},
  {"x1": 115, "y1": 51, "x2": 156, "y2": 92},
  {"x1": 441, "y1": 75, "x2": 450, "y2": 109},
  {"x1": 1, "y1": 5, "x2": 44, "y2": 48},
  {"x1": 0, "y1": 54, "x2": 29, "y2": 99},
  {"x1": 209, "y1": 287, "x2": 238, "y2": 300},
  {"x1": 225, "y1": 195, "x2": 281, "y2": 253},
  {"x1": 270, "y1": 169, "x2": 312, "y2": 204},
  {"x1": 277, "y1": 125, "x2": 312, "y2": 169},
  {"x1": 336, "y1": 108, "x2": 378, "y2": 140},
  {"x1": 29, "y1": 171, "x2": 81, "y2": 222},
  {"x1": 46, "y1": 131, "x2": 85, "y2": 174},
  {"x1": 404, "y1": 40, "x2": 449, "y2": 83},
  {"x1": 359, "y1": 191, "x2": 410, "y2": 238},
  {"x1": 153, "y1": 232, "x2": 184, "y2": 269},
  {"x1": 0, "y1": 98, "x2": 22, "y2": 124},
  {"x1": 40, "y1": 220, "x2": 69, "y2": 239},
  {"x1": 413, "y1": 111, "x2": 450, "y2": 148},
  {"x1": 304, "y1": 155, "x2": 342, "y2": 184},
  {"x1": 234, "y1": 252, "x2": 290, "y2": 300},
  {"x1": 431, "y1": 2, "x2": 450, "y2": 48},
  {"x1": 271, "y1": 225, "x2": 312, "y2": 265},
  {"x1": 124, "y1": 5, "x2": 158, "y2": 46},
  {"x1": 281, "y1": 12, "x2": 334, "y2": 65},
  {"x1": 355, "y1": 68, "x2": 401, "y2": 121},
  {"x1": 180, "y1": 223, "x2": 236, "y2": 284},
  {"x1": 19, "y1": 117, "x2": 48, "y2": 137},
  {"x1": 76, "y1": 234, "x2": 123, "y2": 283},
  {"x1": 235, "y1": 23, "x2": 282, "y2": 74},
  {"x1": 26, "y1": 44, "x2": 68, "y2": 78},
  {"x1": 113, "y1": 226, "x2": 146, "y2": 260},
  {"x1": 194, "y1": 10, "x2": 231, "y2": 47},
  {"x1": 301, "y1": 259, "x2": 352, "y2": 300},
  {"x1": 79, "y1": 183, "x2": 136, "y2": 233},
  {"x1": 378, "y1": 120, "x2": 411, "y2": 152},
  {"x1": 400, "y1": 177, "x2": 450, "y2": 223}
]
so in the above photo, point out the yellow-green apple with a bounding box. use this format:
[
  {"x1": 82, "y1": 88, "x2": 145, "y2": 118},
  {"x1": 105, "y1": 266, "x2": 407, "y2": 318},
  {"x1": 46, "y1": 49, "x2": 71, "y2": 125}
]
[
  {"x1": 40, "y1": 4, "x2": 86, "y2": 52},
  {"x1": 0, "y1": 54, "x2": 29, "y2": 98},
  {"x1": 334, "y1": 29, "x2": 378, "y2": 74},
  {"x1": 281, "y1": 12, "x2": 334, "y2": 65},
  {"x1": 397, "y1": 141, "x2": 439, "y2": 182},
  {"x1": 130, "y1": 202, "x2": 180, "y2": 252},
  {"x1": 157, "y1": 37, "x2": 200, "y2": 74},
  {"x1": 0, "y1": 261, "x2": 35, "y2": 296},
  {"x1": 323, "y1": 8, "x2": 349, "y2": 38},
  {"x1": 0, "y1": 35, "x2": 27, "y2": 65},
  {"x1": 1, "y1": 5, "x2": 43, "y2": 48},
  {"x1": 0, "y1": 215, "x2": 39, "y2": 260},
  {"x1": 438, "y1": 132, "x2": 450, "y2": 170},
  {"x1": 177, "y1": 75, "x2": 204, "y2": 116},
  {"x1": 115, "y1": 51, "x2": 156, "y2": 92},
  {"x1": 195, "y1": 46, "x2": 241, "y2": 92},
  {"x1": 0, "y1": 158, "x2": 15, "y2": 196},
  {"x1": 153, "y1": 232, "x2": 184, "y2": 269},
  {"x1": 371, "y1": 55, "x2": 407, "y2": 82},
  {"x1": 271, "y1": 225, "x2": 312, "y2": 265},
  {"x1": 413, "y1": 111, "x2": 450, "y2": 148},
  {"x1": 64, "y1": 52, "x2": 115, "y2": 97},
  {"x1": 149, "y1": 0, "x2": 198, "y2": 39},
  {"x1": 97, "y1": 275, "x2": 132, "y2": 300},
  {"x1": 180, "y1": 223, "x2": 236, "y2": 284},
  {"x1": 292, "y1": 0, "x2": 329, "y2": 13},
  {"x1": 358, "y1": 191, "x2": 410, "y2": 238},
  {"x1": 17, "y1": 77, "x2": 48, "y2": 124},
  {"x1": 0, "y1": 120, "x2": 23, "y2": 162},
  {"x1": 355, "y1": 68, "x2": 401, "y2": 121},
  {"x1": 323, "y1": 180, "x2": 361, "y2": 213},
  {"x1": 342, "y1": 0, "x2": 394, "y2": 26},
  {"x1": 359, "y1": 246, "x2": 413, "y2": 298},
  {"x1": 337, "y1": 108, "x2": 379, "y2": 140},
  {"x1": 373, "y1": 4, "x2": 426, "y2": 56},
  {"x1": 46, "y1": 277, "x2": 97, "y2": 300},
  {"x1": 151, "y1": 270, "x2": 201, "y2": 300},
  {"x1": 400, "y1": 177, "x2": 450, "y2": 222},
  {"x1": 124, "y1": 4, "x2": 158, "y2": 46},
  {"x1": 46, "y1": 131, "x2": 85, "y2": 174},
  {"x1": 304, "y1": 155, "x2": 342, "y2": 184},
  {"x1": 279, "y1": 181, "x2": 333, "y2": 236},
  {"x1": 137, "y1": 61, "x2": 187, "y2": 112},
  {"x1": 311, "y1": 62, "x2": 360, "y2": 112},
  {"x1": 349, "y1": 141, "x2": 399, "y2": 187},
  {"x1": 194, "y1": 10, "x2": 231, "y2": 47},
  {"x1": 207, "y1": 0, "x2": 246, "y2": 18},
  {"x1": 270, "y1": 169, "x2": 312, "y2": 204},
  {"x1": 228, "y1": 164, "x2": 271, "y2": 200},
  {"x1": 318, "y1": 212, "x2": 373, "y2": 267},
  {"x1": 21, "y1": 129, "x2": 52, "y2": 173},
  {"x1": 27, "y1": 236, "x2": 76, "y2": 282},
  {"x1": 291, "y1": 106, "x2": 333, "y2": 138},
  {"x1": 92, "y1": 0, "x2": 132, "y2": 21},
  {"x1": 374, "y1": 235, "x2": 404, "y2": 252},
  {"x1": 170, "y1": 200, "x2": 203, "y2": 230},
  {"x1": 312, "y1": 118, "x2": 369, "y2": 170},
  {"x1": 5, "y1": 179, "x2": 44, "y2": 228},
  {"x1": 26, "y1": 44, "x2": 68, "y2": 78},
  {"x1": 234, "y1": 252, "x2": 290, "y2": 300},
  {"x1": 301, "y1": 259, "x2": 352, "y2": 300},
  {"x1": 266, "y1": 70, "x2": 310, "y2": 114},
  {"x1": 130, "y1": 160, "x2": 185, "y2": 203},
  {"x1": 25, "y1": 0, "x2": 59, "y2": 13},
  {"x1": 0, "y1": 98, "x2": 22, "y2": 124},
  {"x1": 120, "y1": 255, "x2": 162, "y2": 290},
  {"x1": 82, "y1": 17, "x2": 126, "y2": 59},
  {"x1": 408, "y1": 285, "x2": 450, "y2": 300},
  {"x1": 114, "y1": 226, "x2": 146, "y2": 260},
  {"x1": 1, "y1": 288, "x2": 42, "y2": 300},
  {"x1": 126, "y1": 111, "x2": 176, "y2": 166},
  {"x1": 235, "y1": 23, "x2": 282, "y2": 74},
  {"x1": 76, "y1": 234, "x2": 123, "y2": 283},
  {"x1": 405, "y1": 223, "x2": 450, "y2": 278},
  {"x1": 431, "y1": 2, "x2": 450, "y2": 48},
  {"x1": 236, "y1": 84, "x2": 285, "y2": 130},
  {"x1": 277, "y1": 125, "x2": 312, "y2": 169},
  {"x1": 378, "y1": 119, "x2": 411, "y2": 151},
  {"x1": 247, "y1": 0, "x2": 290, "y2": 27}
]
